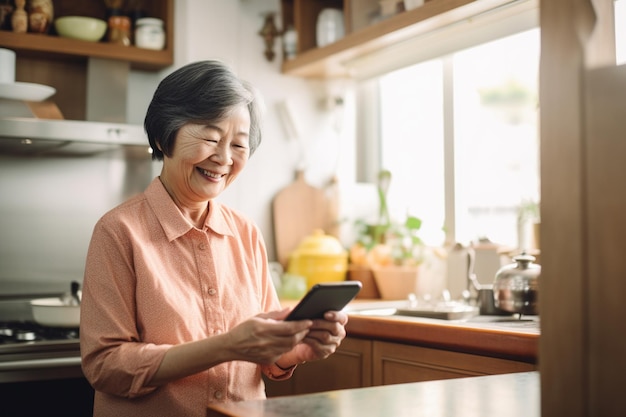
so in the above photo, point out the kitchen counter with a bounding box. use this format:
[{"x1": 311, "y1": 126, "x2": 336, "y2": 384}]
[
  {"x1": 207, "y1": 371, "x2": 539, "y2": 417},
  {"x1": 282, "y1": 299, "x2": 539, "y2": 362},
  {"x1": 346, "y1": 311, "x2": 539, "y2": 362}
]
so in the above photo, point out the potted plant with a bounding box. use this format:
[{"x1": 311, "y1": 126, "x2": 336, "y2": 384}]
[{"x1": 348, "y1": 170, "x2": 425, "y2": 299}]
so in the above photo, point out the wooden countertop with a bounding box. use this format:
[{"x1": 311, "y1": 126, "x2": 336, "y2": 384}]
[
  {"x1": 282, "y1": 299, "x2": 540, "y2": 362},
  {"x1": 207, "y1": 371, "x2": 540, "y2": 417},
  {"x1": 346, "y1": 314, "x2": 538, "y2": 362}
]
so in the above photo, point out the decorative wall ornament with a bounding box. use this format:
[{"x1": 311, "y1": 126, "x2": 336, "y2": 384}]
[{"x1": 259, "y1": 12, "x2": 280, "y2": 61}]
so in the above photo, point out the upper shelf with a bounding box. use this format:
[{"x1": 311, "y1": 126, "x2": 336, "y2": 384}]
[
  {"x1": 0, "y1": 0, "x2": 174, "y2": 71},
  {"x1": 281, "y1": 0, "x2": 522, "y2": 78},
  {"x1": 0, "y1": 30, "x2": 173, "y2": 71}
]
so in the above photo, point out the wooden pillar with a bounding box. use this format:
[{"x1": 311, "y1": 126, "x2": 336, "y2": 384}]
[{"x1": 539, "y1": 0, "x2": 621, "y2": 415}]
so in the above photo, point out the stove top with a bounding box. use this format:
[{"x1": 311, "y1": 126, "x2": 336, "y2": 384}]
[
  {"x1": 0, "y1": 312, "x2": 82, "y2": 383},
  {"x1": 0, "y1": 321, "x2": 80, "y2": 363},
  {"x1": 0, "y1": 321, "x2": 79, "y2": 344}
]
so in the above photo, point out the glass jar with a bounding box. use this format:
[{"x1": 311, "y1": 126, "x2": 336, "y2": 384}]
[
  {"x1": 108, "y1": 15, "x2": 131, "y2": 46},
  {"x1": 134, "y1": 17, "x2": 165, "y2": 50}
]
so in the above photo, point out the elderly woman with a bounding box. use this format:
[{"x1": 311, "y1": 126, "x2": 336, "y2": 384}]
[{"x1": 80, "y1": 60, "x2": 348, "y2": 417}]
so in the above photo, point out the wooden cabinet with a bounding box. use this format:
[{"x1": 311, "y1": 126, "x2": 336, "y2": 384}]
[
  {"x1": 265, "y1": 336, "x2": 536, "y2": 397},
  {"x1": 279, "y1": 0, "x2": 523, "y2": 78},
  {"x1": 265, "y1": 336, "x2": 372, "y2": 397},
  {"x1": 372, "y1": 340, "x2": 536, "y2": 386}
]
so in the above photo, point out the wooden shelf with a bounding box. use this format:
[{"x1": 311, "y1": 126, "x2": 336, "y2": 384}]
[
  {"x1": 0, "y1": 30, "x2": 172, "y2": 71},
  {"x1": 281, "y1": 0, "x2": 519, "y2": 78},
  {"x1": 0, "y1": 0, "x2": 174, "y2": 71}
]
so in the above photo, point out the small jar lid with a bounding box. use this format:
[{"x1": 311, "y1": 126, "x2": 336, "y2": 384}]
[{"x1": 136, "y1": 17, "x2": 164, "y2": 27}]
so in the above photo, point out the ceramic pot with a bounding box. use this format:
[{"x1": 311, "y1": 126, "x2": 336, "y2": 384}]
[
  {"x1": 348, "y1": 265, "x2": 381, "y2": 299},
  {"x1": 287, "y1": 229, "x2": 348, "y2": 290},
  {"x1": 372, "y1": 265, "x2": 419, "y2": 300}
]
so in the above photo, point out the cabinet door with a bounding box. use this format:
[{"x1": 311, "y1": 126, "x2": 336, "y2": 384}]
[
  {"x1": 372, "y1": 341, "x2": 537, "y2": 385},
  {"x1": 265, "y1": 337, "x2": 372, "y2": 397}
]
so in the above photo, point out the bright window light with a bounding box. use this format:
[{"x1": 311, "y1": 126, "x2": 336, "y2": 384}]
[{"x1": 378, "y1": 29, "x2": 540, "y2": 249}]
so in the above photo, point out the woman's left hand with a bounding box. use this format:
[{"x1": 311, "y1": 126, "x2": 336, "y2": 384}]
[{"x1": 290, "y1": 310, "x2": 348, "y2": 362}]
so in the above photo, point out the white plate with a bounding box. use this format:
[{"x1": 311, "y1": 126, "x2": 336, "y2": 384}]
[{"x1": 0, "y1": 81, "x2": 56, "y2": 101}]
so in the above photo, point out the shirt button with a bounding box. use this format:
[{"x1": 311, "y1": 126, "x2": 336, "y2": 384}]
[
  {"x1": 214, "y1": 391, "x2": 223, "y2": 400},
  {"x1": 198, "y1": 243, "x2": 207, "y2": 250},
  {"x1": 208, "y1": 288, "x2": 217, "y2": 295}
]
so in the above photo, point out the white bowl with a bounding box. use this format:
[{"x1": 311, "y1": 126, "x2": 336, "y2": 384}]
[
  {"x1": 0, "y1": 81, "x2": 56, "y2": 101},
  {"x1": 31, "y1": 297, "x2": 80, "y2": 327},
  {"x1": 55, "y1": 16, "x2": 107, "y2": 42}
]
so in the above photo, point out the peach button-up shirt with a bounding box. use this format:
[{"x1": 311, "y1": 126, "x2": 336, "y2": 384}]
[{"x1": 80, "y1": 178, "x2": 284, "y2": 417}]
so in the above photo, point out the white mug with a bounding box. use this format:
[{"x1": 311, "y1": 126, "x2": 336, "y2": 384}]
[{"x1": 0, "y1": 48, "x2": 16, "y2": 84}]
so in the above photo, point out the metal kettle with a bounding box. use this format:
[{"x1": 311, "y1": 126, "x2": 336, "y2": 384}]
[{"x1": 493, "y1": 253, "x2": 540, "y2": 316}]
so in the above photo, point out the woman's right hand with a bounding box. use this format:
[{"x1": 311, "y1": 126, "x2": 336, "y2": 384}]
[
  {"x1": 223, "y1": 309, "x2": 312, "y2": 365},
  {"x1": 149, "y1": 309, "x2": 311, "y2": 386}
]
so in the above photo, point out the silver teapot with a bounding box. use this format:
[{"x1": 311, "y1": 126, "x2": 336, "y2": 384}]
[{"x1": 493, "y1": 253, "x2": 540, "y2": 316}]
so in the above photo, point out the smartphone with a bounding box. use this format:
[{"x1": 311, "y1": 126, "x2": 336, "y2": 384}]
[{"x1": 285, "y1": 281, "x2": 362, "y2": 321}]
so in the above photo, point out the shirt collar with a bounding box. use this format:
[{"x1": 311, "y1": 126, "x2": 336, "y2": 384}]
[{"x1": 145, "y1": 178, "x2": 236, "y2": 241}]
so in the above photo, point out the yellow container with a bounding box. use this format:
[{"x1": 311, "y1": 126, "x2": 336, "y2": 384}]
[{"x1": 287, "y1": 229, "x2": 348, "y2": 289}]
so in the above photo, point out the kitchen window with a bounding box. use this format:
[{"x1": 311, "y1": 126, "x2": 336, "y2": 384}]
[
  {"x1": 372, "y1": 28, "x2": 540, "y2": 249},
  {"x1": 357, "y1": 0, "x2": 625, "y2": 249}
]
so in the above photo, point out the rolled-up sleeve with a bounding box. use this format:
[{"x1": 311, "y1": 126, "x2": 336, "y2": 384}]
[{"x1": 80, "y1": 207, "x2": 171, "y2": 398}]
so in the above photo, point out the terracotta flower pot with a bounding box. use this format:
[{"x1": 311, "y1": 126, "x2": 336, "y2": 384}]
[
  {"x1": 347, "y1": 265, "x2": 380, "y2": 299},
  {"x1": 371, "y1": 265, "x2": 419, "y2": 300}
]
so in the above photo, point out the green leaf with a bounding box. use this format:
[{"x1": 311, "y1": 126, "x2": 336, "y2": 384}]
[{"x1": 404, "y1": 216, "x2": 422, "y2": 231}]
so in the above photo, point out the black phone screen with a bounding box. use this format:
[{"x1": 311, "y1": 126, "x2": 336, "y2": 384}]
[{"x1": 285, "y1": 281, "x2": 362, "y2": 321}]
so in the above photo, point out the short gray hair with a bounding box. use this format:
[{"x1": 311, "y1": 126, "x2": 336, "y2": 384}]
[{"x1": 144, "y1": 60, "x2": 263, "y2": 161}]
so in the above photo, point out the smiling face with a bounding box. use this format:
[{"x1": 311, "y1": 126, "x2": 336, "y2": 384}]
[{"x1": 159, "y1": 104, "x2": 251, "y2": 209}]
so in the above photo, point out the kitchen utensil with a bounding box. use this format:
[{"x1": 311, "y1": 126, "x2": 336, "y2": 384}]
[
  {"x1": 31, "y1": 281, "x2": 81, "y2": 327},
  {"x1": 55, "y1": 16, "x2": 107, "y2": 42},
  {"x1": 31, "y1": 298, "x2": 80, "y2": 327},
  {"x1": 493, "y1": 253, "x2": 540, "y2": 316},
  {"x1": 287, "y1": 229, "x2": 348, "y2": 290},
  {"x1": 60, "y1": 281, "x2": 81, "y2": 306},
  {"x1": 475, "y1": 286, "x2": 506, "y2": 315},
  {"x1": 273, "y1": 170, "x2": 337, "y2": 269},
  {"x1": 467, "y1": 249, "x2": 508, "y2": 315}
]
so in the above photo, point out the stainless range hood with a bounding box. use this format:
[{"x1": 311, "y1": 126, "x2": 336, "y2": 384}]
[{"x1": 0, "y1": 117, "x2": 152, "y2": 157}]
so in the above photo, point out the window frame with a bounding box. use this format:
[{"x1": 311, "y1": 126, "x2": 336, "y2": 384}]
[{"x1": 354, "y1": 1, "x2": 540, "y2": 245}]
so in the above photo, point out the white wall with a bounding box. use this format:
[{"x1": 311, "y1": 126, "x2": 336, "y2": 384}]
[{"x1": 126, "y1": 0, "x2": 359, "y2": 261}]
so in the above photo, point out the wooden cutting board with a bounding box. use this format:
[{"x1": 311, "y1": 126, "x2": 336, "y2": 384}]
[{"x1": 273, "y1": 170, "x2": 339, "y2": 269}]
